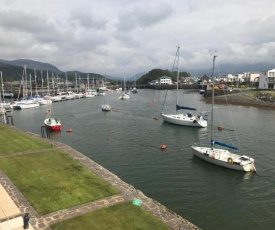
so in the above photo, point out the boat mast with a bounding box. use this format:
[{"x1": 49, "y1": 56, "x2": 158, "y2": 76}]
[
  {"x1": 34, "y1": 69, "x2": 38, "y2": 97},
  {"x1": 65, "y1": 73, "x2": 69, "y2": 93},
  {"x1": 176, "y1": 45, "x2": 180, "y2": 114},
  {"x1": 210, "y1": 55, "x2": 217, "y2": 149},
  {"x1": 46, "y1": 70, "x2": 49, "y2": 95},
  {"x1": 87, "y1": 74, "x2": 89, "y2": 91},
  {"x1": 29, "y1": 74, "x2": 32, "y2": 99},
  {"x1": 41, "y1": 70, "x2": 44, "y2": 97},
  {"x1": 24, "y1": 65, "x2": 28, "y2": 99},
  {"x1": 74, "y1": 73, "x2": 78, "y2": 93},
  {"x1": 0, "y1": 71, "x2": 7, "y2": 123}
]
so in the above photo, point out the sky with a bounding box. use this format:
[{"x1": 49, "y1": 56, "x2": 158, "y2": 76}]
[{"x1": 0, "y1": 0, "x2": 275, "y2": 79}]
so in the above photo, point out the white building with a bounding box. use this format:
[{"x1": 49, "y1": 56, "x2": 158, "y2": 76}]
[
  {"x1": 259, "y1": 69, "x2": 275, "y2": 89},
  {"x1": 242, "y1": 72, "x2": 260, "y2": 83},
  {"x1": 159, "y1": 76, "x2": 172, "y2": 85},
  {"x1": 226, "y1": 74, "x2": 238, "y2": 82},
  {"x1": 149, "y1": 80, "x2": 159, "y2": 85}
]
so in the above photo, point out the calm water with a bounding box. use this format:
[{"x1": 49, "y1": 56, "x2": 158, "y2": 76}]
[{"x1": 9, "y1": 89, "x2": 275, "y2": 230}]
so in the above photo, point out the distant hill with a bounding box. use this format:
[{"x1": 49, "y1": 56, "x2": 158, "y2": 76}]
[
  {"x1": 0, "y1": 59, "x2": 103, "y2": 81},
  {"x1": 1, "y1": 58, "x2": 274, "y2": 82},
  {"x1": 0, "y1": 59, "x2": 63, "y2": 74}
]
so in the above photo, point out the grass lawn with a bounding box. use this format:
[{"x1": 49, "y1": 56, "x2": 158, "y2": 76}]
[
  {"x1": 0, "y1": 150, "x2": 120, "y2": 215},
  {"x1": 51, "y1": 201, "x2": 170, "y2": 230},
  {"x1": 0, "y1": 123, "x2": 53, "y2": 154}
]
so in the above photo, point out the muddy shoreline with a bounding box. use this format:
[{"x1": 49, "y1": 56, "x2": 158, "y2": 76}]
[{"x1": 203, "y1": 91, "x2": 275, "y2": 110}]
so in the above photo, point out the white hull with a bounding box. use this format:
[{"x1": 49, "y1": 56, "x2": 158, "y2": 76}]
[
  {"x1": 101, "y1": 104, "x2": 111, "y2": 111},
  {"x1": 0, "y1": 102, "x2": 12, "y2": 110},
  {"x1": 131, "y1": 88, "x2": 138, "y2": 93},
  {"x1": 0, "y1": 107, "x2": 6, "y2": 115},
  {"x1": 191, "y1": 145, "x2": 256, "y2": 172},
  {"x1": 84, "y1": 93, "x2": 95, "y2": 98},
  {"x1": 119, "y1": 94, "x2": 130, "y2": 100},
  {"x1": 161, "y1": 113, "x2": 207, "y2": 127},
  {"x1": 12, "y1": 101, "x2": 40, "y2": 110},
  {"x1": 50, "y1": 96, "x2": 62, "y2": 102},
  {"x1": 85, "y1": 90, "x2": 97, "y2": 97},
  {"x1": 39, "y1": 99, "x2": 52, "y2": 106},
  {"x1": 74, "y1": 93, "x2": 84, "y2": 99}
]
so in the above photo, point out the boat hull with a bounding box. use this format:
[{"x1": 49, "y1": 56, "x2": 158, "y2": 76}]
[
  {"x1": 191, "y1": 145, "x2": 256, "y2": 172},
  {"x1": 119, "y1": 94, "x2": 130, "y2": 100},
  {"x1": 161, "y1": 113, "x2": 207, "y2": 128},
  {"x1": 101, "y1": 104, "x2": 111, "y2": 111},
  {"x1": 39, "y1": 100, "x2": 52, "y2": 106},
  {"x1": 12, "y1": 101, "x2": 40, "y2": 110},
  {"x1": 44, "y1": 118, "x2": 61, "y2": 131}
]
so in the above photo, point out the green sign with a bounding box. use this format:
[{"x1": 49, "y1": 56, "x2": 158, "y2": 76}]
[{"x1": 133, "y1": 198, "x2": 142, "y2": 206}]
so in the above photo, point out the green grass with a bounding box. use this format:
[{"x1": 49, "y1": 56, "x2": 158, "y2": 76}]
[
  {"x1": 51, "y1": 201, "x2": 170, "y2": 230},
  {"x1": 0, "y1": 123, "x2": 52, "y2": 154},
  {"x1": 0, "y1": 150, "x2": 120, "y2": 215}
]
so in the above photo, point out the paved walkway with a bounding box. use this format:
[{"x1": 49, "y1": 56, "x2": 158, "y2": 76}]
[{"x1": 0, "y1": 127, "x2": 200, "y2": 230}]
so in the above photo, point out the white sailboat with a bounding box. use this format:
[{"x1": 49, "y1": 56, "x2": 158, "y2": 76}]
[
  {"x1": 0, "y1": 72, "x2": 7, "y2": 123},
  {"x1": 0, "y1": 71, "x2": 12, "y2": 114},
  {"x1": 12, "y1": 66, "x2": 40, "y2": 110},
  {"x1": 191, "y1": 55, "x2": 256, "y2": 172},
  {"x1": 39, "y1": 70, "x2": 53, "y2": 106},
  {"x1": 131, "y1": 75, "x2": 138, "y2": 93},
  {"x1": 161, "y1": 46, "x2": 207, "y2": 127},
  {"x1": 119, "y1": 77, "x2": 130, "y2": 100},
  {"x1": 84, "y1": 74, "x2": 96, "y2": 98},
  {"x1": 101, "y1": 91, "x2": 111, "y2": 111},
  {"x1": 44, "y1": 99, "x2": 61, "y2": 131},
  {"x1": 74, "y1": 74, "x2": 84, "y2": 98}
]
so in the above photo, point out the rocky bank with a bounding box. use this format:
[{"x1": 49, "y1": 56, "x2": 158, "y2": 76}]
[{"x1": 204, "y1": 90, "x2": 275, "y2": 110}]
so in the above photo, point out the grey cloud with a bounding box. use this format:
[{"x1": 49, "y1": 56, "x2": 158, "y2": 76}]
[
  {"x1": 69, "y1": 9, "x2": 107, "y2": 30},
  {"x1": 116, "y1": 3, "x2": 173, "y2": 31}
]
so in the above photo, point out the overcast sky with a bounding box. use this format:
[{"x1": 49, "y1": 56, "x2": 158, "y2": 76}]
[{"x1": 0, "y1": 0, "x2": 274, "y2": 78}]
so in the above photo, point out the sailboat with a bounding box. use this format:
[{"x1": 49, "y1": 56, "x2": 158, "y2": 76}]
[
  {"x1": 12, "y1": 66, "x2": 40, "y2": 110},
  {"x1": 0, "y1": 71, "x2": 7, "y2": 123},
  {"x1": 44, "y1": 100, "x2": 61, "y2": 131},
  {"x1": 85, "y1": 74, "x2": 96, "y2": 98},
  {"x1": 191, "y1": 55, "x2": 256, "y2": 172},
  {"x1": 119, "y1": 77, "x2": 130, "y2": 100},
  {"x1": 161, "y1": 46, "x2": 207, "y2": 127},
  {"x1": 39, "y1": 70, "x2": 53, "y2": 106},
  {"x1": 101, "y1": 95, "x2": 111, "y2": 111},
  {"x1": 131, "y1": 75, "x2": 138, "y2": 93}
]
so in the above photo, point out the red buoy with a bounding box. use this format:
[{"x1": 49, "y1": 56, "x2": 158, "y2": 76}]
[
  {"x1": 67, "y1": 128, "x2": 73, "y2": 132},
  {"x1": 160, "y1": 144, "x2": 167, "y2": 149}
]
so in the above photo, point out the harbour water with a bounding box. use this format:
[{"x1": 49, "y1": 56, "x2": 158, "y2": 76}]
[{"x1": 8, "y1": 89, "x2": 275, "y2": 230}]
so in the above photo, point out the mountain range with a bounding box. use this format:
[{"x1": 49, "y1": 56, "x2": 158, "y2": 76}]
[
  {"x1": 0, "y1": 58, "x2": 274, "y2": 81},
  {"x1": 0, "y1": 59, "x2": 103, "y2": 81}
]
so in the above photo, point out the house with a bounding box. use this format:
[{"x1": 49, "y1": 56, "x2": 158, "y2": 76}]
[
  {"x1": 258, "y1": 69, "x2": 275, "y2": 89},
  {"x1": 242, "y1": 72, "x2": 260, "y2": 84},
  {"x1": 226, "y1": 74, "x2": 238, "y2": 83},
  {"x1": 159, "y1": 76, "x2": 172, "y2": 85},
  {"x1": 149, "y1": 80, "x2": 159, "y2": 85}
]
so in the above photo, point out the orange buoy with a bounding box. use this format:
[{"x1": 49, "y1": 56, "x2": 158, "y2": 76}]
[
  {"x1": 160, "y1": 144, "x2": 167, "y2": 149},
  {"x1": 67, "y1": 128, "x2": 73, "y2": 132},
  {"x1": 218, "y1": 125, "x2": 224, "y2": 131}
]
